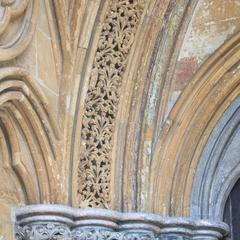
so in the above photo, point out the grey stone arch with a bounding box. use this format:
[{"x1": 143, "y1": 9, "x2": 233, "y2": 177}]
[{"x1": 191, "y1": 96, "x2": 240, "y2": 221}]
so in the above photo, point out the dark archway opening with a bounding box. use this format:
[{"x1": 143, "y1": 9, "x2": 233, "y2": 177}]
[{"x1": 224, "y1": 178, "x2": 240, "y2": 240}]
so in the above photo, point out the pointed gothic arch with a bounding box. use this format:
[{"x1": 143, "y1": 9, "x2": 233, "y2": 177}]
[
  {"x1": 0, "y1": 68, "x2": 61, "y2": 204},
  {"x1": 150, "y1": 32, "x2": 240, "y2": 216},
  {"x1": 191, "y1": 95, "x2": 240, "y2": 220}
]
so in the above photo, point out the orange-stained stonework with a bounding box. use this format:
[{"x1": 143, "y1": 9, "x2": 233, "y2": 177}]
[{"x1": 0, "y1": 0, "x2": 239, "y2": 239}]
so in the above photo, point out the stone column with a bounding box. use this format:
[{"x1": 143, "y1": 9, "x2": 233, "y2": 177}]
[{"x1": 14, "y1": 205, "x2": 228, "y2": 240}]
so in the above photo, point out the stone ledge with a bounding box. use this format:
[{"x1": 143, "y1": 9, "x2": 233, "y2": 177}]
[{"x1": 14, "y1": 205, "x2": 228, "y2": 240}]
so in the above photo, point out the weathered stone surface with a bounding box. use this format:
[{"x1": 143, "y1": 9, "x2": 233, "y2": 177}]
[
  {"x1": 0, "y1": 1, "x2": 238, "y2": 239},
  {"x1": 14, "y1": 205, "x2": 228, "y2": 240},
  {"x1": 168, "y1": 0, "x2": 240, "y2": 117},
  {"x1": 0, "y1": 0, "x2": 39, "y2": 61}
]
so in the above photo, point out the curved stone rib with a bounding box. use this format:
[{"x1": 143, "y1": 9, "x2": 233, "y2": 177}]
[
  {"x1": 0, "y1": 68, "x2": 61, "y2": 204},
  {"x1": 0, "y1": 0, "x2": 39, "y2": 61}
]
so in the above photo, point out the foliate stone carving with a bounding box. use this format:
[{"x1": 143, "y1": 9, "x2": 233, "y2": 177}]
[
  {"x1": 14, "y1": 226, "x2": 24, "y2": 240},
  {"x1": 72, "y1": 228, "x2": 154, "y2": 240},
  {"x1": 72, "y1": 228, "x2": 111, "y2": 240},
  {"x1": 16, "y1": 227, "x2": 154, "y2": 240},
  {"x1": 0, "y1": 0, "x2": 39, "y2": 61},
  {"x1": 15, "y1": 223, "x2": 71, "y2": 240},
  {"x1": 78, "y1": 0, "x2": 145, "y2": 208},
  {"x1": 14, "y1": 205, "x2": 228, "y2": 240}
]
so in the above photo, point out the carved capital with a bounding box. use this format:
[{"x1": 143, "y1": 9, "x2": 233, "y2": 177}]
[
  {"x1": 14, "y1": 205, "x2": 228, "y2": 240},
  {"x1": 72, "y1": 228, "x2": 154, "y2": 240},
  {"x1": 15, "y1": 223, "x2": 71, "y2": 240}
]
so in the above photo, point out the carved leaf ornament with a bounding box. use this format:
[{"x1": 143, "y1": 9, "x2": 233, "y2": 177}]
[{"x1": 78, "y1": 0, "x2": 145, "y2": 208}]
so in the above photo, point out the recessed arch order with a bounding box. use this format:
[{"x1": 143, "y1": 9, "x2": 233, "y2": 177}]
[{"x1": 149, "y1": 32, "x2": 240, "y2": 217}]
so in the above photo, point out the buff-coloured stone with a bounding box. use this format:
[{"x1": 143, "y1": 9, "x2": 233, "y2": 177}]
[
  {"x1": 78, "y1": 0, "x2": 101, "y2": 49},
  {"x1": 0, "y1": 0, "x2": 239, "y2": 238},
  {"x1": 36, "y1": 29, "x2": 58, "y2": 93},
  {"x1": 38, "y1": 0, "x2": 51, "y2": 37}
]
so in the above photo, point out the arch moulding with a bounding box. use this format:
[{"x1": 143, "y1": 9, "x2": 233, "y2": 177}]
[{"x1": 149, "y1": 32, "x2": 240, "y2": 217}]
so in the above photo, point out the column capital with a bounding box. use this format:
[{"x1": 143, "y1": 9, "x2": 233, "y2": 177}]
[{"x1": 14, "y1": 205, "x2": 228, "y2": 240}]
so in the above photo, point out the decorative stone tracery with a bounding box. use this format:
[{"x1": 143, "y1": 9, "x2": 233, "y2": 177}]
[{"x1": 78, "y1": 0, "x2": 145, "y2": 208}]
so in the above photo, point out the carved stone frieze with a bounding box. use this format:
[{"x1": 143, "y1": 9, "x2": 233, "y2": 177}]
[
  {"x1": 14, "y1": 205, "x2": 228, "y2": 240},
  {"x1": 72, "y1": 228, "x2": 154, "y2": 240},
  {"x1": 15, "y1": 223, "x2": 71, "y2": 240},
  {"x1": 78, "y1": 0, "x2": 145, "y2": 208},
  {"x1": 0, "y1": 0, "x2": 39, "y2": 61}
]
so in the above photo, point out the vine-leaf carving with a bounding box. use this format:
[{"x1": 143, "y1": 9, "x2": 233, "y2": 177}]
[{"x1": 78, "y1": 0, "x2": 145, "y2": 208}]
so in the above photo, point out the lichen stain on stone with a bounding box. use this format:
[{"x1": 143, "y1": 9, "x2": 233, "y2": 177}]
[{"x1": 146, "y1": 83, "x2": 159, "y2": 126}]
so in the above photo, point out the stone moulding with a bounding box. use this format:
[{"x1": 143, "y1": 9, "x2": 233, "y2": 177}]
[
  {"x1": 0, "y1": 68, "x2": 61, "y2": 204},
  {"x1": 149, "y1": 31, "x2": 240, "y2": 215},
  {"x1": 0, "y1": 0, "x2": 39, "y2": 61},
  {"x1": 14, "y1": 205, "x2": 228, "y2": 240}
]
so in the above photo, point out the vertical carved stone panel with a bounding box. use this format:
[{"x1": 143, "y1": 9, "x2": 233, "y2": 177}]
[{"x1": 78, "y1": 0, "x2": 145, "y2": 209}]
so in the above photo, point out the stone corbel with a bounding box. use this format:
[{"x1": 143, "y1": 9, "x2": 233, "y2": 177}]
[{"x1": 14, "y1": 205, "x2": 228, "y2": 240}]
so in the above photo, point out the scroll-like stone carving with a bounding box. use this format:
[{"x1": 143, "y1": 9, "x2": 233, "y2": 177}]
[
  {"x1": 72, "y1": 228, "x2": 155, "y2": 240},
  {"x1": 0, "y1": 0, "x2": 39, "y2": 61},
  {"x1": 78, "y1": 0, "x2": 145, "y2": 209},
  {"x1": 14, "y1": 226, "x2": 24, "y2": 240},
  {"x1": 15, "y1": 223, "x2": 71, "y2": 240}
]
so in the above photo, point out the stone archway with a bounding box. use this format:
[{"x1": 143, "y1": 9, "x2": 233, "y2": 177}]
[
  {"x1": 150, "y1": 32, "x2": 240, "y2": 217},
  {"x1": 0, "y1": 68, "x2": 60, "y2": 239},
  {"x1": 191, "y1": 96, "x2": 240, "y2": 220}
]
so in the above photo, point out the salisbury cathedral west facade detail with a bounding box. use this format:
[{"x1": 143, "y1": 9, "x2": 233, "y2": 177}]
[{"x1": 0, "y1": 1, "x2": 239, "y2": 240}]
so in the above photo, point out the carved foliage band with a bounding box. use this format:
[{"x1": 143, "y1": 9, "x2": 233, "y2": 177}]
[
  {"x1": 15, "y1": 223, "x2": 71, "y2": 240},
  {"x1": 72, "y1": 229, "x2": 154, "y2": 240},
  {"x1": 78, "y1": 0, "x2": 145, "y2": 208},
  {"x1": 16, "y1": 226, "x2": 154, "y2": 240},
  {"x1": 14, "y1": 205, "x2": 228, "y2": 240}
]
